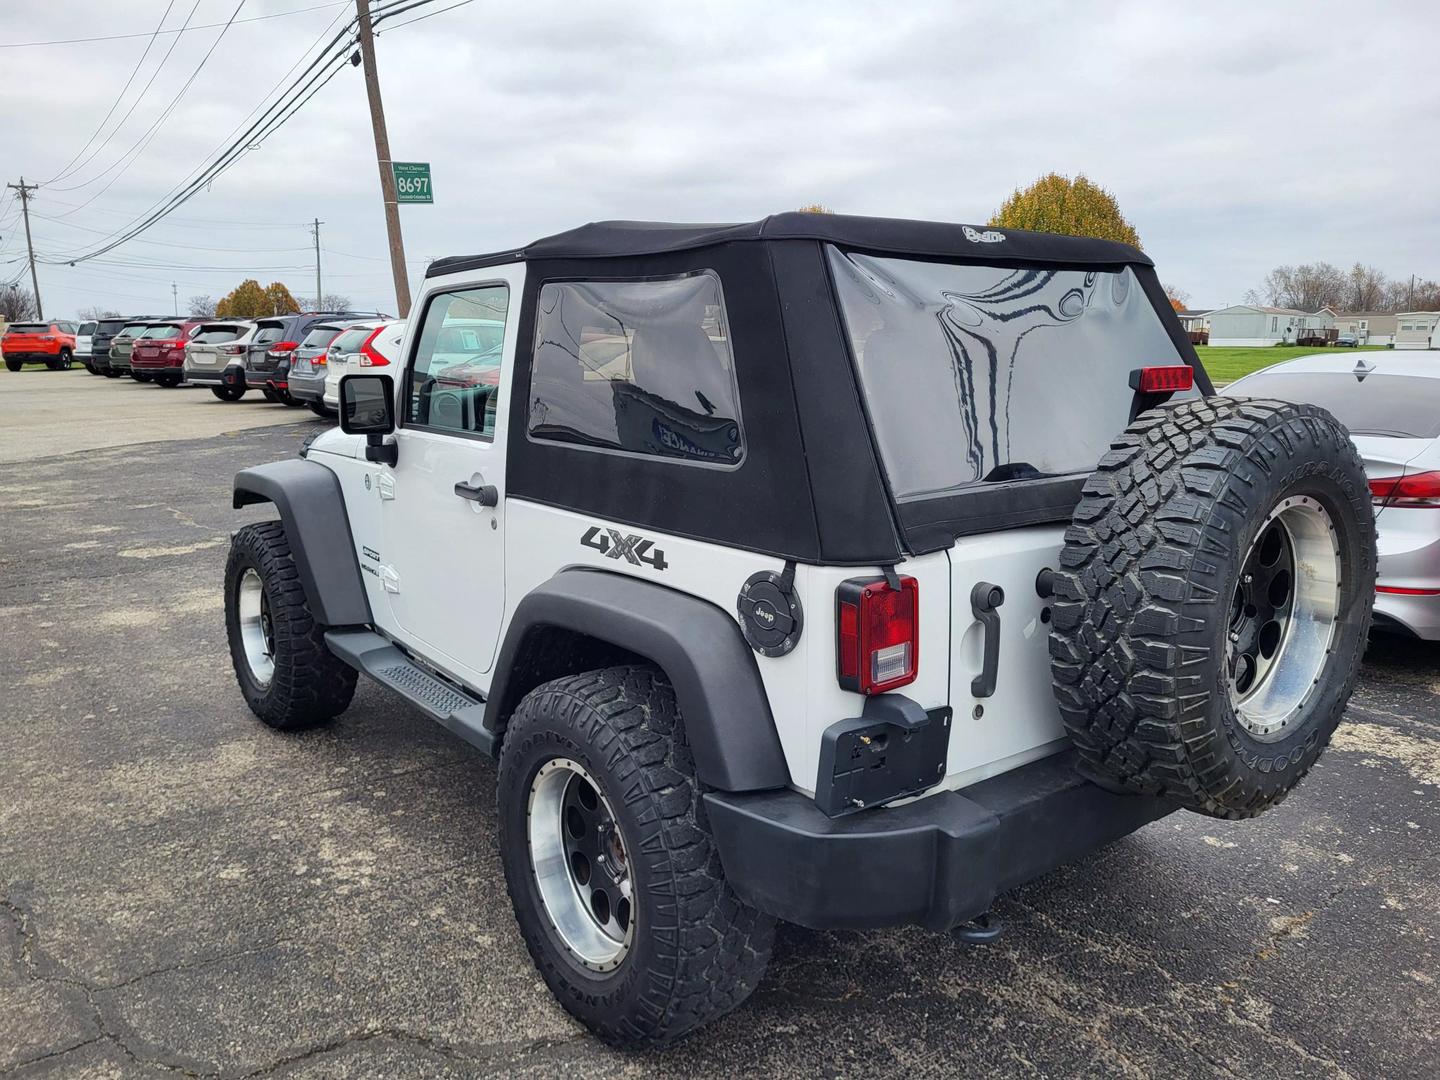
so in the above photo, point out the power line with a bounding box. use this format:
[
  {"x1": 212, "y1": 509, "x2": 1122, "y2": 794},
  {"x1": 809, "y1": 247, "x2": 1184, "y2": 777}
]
[
  {"x1": 374, "y1": 0, "x2": 477, "y2": 36},
  {"x1": 0, "y1": 2, "x2": 347, "y2": 49},
  {"x1": 48, "y1": 0, "x2": 206, "y2": 192},
  {"x1": 43, "y1": 1, "x2": 179, "y2": 185},
  {"x1": 50, "y1": 0, "x2": 249, "y2": 213}
]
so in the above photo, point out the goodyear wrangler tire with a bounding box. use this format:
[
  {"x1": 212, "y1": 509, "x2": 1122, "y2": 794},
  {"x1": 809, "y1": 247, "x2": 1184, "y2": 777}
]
[
  {"x1": 497, "y1": 665, "x2": 774, "y2": 1048},
  {"x1": 1050, "y1": 397, "x2": 1375, "y2": 819}
]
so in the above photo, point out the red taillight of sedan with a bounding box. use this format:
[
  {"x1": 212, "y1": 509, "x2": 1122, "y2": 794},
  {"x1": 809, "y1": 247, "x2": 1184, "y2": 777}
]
[{"x1": 1370, "y1": 471, "x2": 1440, "y2": 509}]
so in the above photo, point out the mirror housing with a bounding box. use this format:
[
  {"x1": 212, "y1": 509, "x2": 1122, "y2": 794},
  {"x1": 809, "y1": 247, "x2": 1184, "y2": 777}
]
[{"x1": 339, "y1": 373, "x2": 398, "y2": 466}]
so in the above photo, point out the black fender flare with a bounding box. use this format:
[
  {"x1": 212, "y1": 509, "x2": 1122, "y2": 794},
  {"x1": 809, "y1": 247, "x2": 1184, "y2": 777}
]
[
  {"x1": 232, "y1": 459, "x2": 371, "y2": 627},
  {"x1": 485, "y1": 569, "x2": 790, "y2": 793}
]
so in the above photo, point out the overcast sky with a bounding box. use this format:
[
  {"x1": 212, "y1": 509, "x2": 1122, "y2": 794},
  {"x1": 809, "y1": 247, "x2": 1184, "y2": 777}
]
[{"x1": 3, "y1": 0, "x2": 1438, "y2": 319}]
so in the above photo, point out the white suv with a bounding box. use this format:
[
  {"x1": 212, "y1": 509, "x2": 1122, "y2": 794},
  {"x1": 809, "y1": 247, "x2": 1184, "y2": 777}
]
[
  {"x1": 223, "y1": 213, "x2": 1376, "y2": 1048},
  {"x1": 320, "y1": 319, "x2": 405, "y2": 412}
]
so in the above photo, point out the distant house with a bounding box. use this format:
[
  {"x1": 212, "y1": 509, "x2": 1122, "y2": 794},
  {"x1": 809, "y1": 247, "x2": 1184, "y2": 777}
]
[
  {"x1": 1394, "y1": 312, "x2": 1440, "y2": 350},
  {"x1": 1175, "y1": 308, "x2": 1212, "y2": 332},
  {"x1": 1332, "y1": 312, "x2": 1398, "y2": 347},
  {"x1": 1206, "y1": 305, "x2": 1333, "y2": 347}
]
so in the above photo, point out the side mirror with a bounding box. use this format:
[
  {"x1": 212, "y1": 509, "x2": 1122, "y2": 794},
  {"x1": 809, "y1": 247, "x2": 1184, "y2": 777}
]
[{"x1": 339, "y1": 373, "x2": 398, "y2": 465}]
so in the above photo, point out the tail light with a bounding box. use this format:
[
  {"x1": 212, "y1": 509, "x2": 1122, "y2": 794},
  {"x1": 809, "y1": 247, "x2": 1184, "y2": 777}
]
[
  {"x1": 836, "y1": 575, "x2": 919, "y2": 695},
  {"x1": 220, "y1": 343, "x2": 245, "y2": 356},
  {"x1": 1133, "y1": 365, "x2": 1194, "y2": 393},
  {"x1": 266, "y1": 340, "x2": 299, "y2": 358},
  {"x1": 38, "y1": 334, "x2": 55, "y2": 342},
  {"x1": 358, "y1": 327, "x2": 390, "y2": 367},
  {"x1": 1370, "y1": 471, "x2": 1440, "y2": 509}
]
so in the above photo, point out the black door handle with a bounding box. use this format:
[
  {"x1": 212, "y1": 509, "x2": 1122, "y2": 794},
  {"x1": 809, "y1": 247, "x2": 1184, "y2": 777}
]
[
  {"x1": 454, "y1": 481, "x2": 498, "y2": 507},
  {"x1": 970, "y1": 581, "x2": 1005, "y2": 698}
]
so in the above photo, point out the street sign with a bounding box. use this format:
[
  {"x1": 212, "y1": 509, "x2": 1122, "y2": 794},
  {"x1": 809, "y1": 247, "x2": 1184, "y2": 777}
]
[{"x1": 390, "y1": 161, "x2": 433, "y2": 204}]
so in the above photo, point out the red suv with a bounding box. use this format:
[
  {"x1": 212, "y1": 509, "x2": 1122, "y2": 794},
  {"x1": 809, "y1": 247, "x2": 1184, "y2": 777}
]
[
  {"x1": 129, "y1": 319, "x2": 205, "y2": 387},
  {"x1": 3, "y1": 321, "x2": 78, "y2": 371}
]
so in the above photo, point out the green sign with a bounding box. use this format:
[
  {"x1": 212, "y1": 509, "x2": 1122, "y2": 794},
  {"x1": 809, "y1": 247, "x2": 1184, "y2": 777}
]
[{"x1": 390, "y1": 161, "x2": 433, "y2": 204}]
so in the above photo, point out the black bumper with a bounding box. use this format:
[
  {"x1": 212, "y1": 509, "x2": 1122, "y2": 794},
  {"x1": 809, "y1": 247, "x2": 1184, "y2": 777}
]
[
  {"x1": 705, "y1": 748, "x2": 1173, "y2": 932},
  {"x1": 287, "y1": 371, "x2": 324, "y2": 403}
]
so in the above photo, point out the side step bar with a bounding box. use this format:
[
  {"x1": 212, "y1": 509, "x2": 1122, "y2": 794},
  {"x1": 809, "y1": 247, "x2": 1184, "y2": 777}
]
[{"x1": 325, "y1": 630, "x2": 495, "y2": 756}]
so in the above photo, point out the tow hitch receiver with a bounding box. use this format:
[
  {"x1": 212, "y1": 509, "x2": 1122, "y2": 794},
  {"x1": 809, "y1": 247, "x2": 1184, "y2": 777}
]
[{"x1": 952, "y1": 912, "x2": 1004, "y2": 945}]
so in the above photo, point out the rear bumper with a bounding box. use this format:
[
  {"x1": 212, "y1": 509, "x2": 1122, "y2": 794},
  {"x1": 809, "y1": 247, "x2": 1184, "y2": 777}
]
[
  {"x1": 3, "y1": 351, "x2": 62, "y2": 362},
  {"x1": 131, "y1": 356, "x2": 184, "y2": 372},
  {"x1": 110, "y1": 355, "x2": 132, "y2": 370},
  {"x1": 244, "y1": 365, "x2": 283, "y2": 388},
  {"x1": 288, "y1": 370, "x2": 325, "y2": 402},
  {"x1": 705, "y1": 748, "x2": 1173, "y2": 932}
]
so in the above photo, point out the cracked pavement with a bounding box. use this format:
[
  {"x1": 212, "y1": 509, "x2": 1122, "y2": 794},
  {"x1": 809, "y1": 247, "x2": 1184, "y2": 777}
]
[{"x1": 1, "y1": 370, "x2": 1436, "y2": 1077}]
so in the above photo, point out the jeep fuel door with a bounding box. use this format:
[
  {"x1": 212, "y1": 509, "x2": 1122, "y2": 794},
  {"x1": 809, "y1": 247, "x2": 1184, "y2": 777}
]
[{"x1": 376, "y1": 272, "x2": 522, "y2": 685}]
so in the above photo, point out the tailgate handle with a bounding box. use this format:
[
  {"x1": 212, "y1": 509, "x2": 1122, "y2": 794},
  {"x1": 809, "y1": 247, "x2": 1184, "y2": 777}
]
[{"x1": 969, "y1": 582, "x2": 1005, "y2": 698}]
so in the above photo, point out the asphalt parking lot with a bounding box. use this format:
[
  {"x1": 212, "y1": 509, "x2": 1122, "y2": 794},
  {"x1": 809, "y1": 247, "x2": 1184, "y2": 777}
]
[{"x1": 1, "y1": 369, "x2": 1436, "y2": 1078}]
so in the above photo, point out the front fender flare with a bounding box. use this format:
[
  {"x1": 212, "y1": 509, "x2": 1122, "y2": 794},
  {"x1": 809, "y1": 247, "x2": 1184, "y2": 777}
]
[
  {"x1": 233, "y1": 459, "x2": 371, "y2": 627},
  {"x1": 486, "y1": 569, "x2": 790, "y2": 793}
]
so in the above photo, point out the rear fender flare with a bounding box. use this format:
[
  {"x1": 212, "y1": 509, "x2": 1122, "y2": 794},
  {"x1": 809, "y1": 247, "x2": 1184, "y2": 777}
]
[{"x1": 485, "y1": 569, "x2": 791, "y2": 793}]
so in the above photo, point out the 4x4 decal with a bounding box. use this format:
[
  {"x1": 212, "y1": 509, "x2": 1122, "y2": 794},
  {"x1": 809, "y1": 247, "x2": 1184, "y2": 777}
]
[{"x1": 580, "y1": 526, "x2": 669, "y2": 571}]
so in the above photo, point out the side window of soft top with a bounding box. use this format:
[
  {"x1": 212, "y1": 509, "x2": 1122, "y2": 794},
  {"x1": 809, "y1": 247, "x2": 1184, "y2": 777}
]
[{"x1": 528, "y1": 272, "x2": 744, "y2": 466}]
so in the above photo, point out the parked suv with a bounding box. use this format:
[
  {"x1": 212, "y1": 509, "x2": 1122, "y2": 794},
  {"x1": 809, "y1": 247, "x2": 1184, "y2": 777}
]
[
  {"x1": 130, "y1": 319, "x2": 206, "y2": 386},
  {"x1": 89, "y1": 317, "x2": 132, "y2": 376},
  {"x1": 319, "y1": 319, "x2": 405, "y2": 413},
  {"x1": 243, "y1": 312, "x2": 387, "y2": 404},
  {"x1": 285, "y1": 319, "x2": 364, "y2": 416},
  {"x1": 2, "y1": 320, "x2": 78, "y2": 370},
  {"x1": 225, "y1": 214, "x2": 1376, "y2": 1048},
  {"x1": 74, "y1": 321, "x2": 97, "y2": 372},
  {"x1": 108, "y1": 321, "x2": 158, "y2": 379},
  {"x1": 184, "y1": 321, "x2": 254, "y2": 399}
]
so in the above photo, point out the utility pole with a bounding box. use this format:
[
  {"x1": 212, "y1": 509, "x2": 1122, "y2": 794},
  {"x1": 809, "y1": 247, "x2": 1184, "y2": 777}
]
[
  {"x1": 311, "y1": 218, "x2": 324, "y2": 309},
  {"x1": 354, "y1": 0, "x2": 411, "y2": 318},
  {"x1": 172, "y1": 282, "x2": 178, "y2": 315},
  {"x1": 6, "y1": 177, "x2": 42, "y2": 318}
]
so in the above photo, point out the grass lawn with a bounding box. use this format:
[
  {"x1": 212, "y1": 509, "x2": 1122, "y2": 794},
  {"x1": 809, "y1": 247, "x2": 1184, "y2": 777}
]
[{"x1": 1196, "y1": 344, "x2": 1389, "y2": 385}]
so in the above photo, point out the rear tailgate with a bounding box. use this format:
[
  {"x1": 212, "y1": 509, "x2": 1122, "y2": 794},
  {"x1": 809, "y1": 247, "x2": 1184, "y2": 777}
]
[{"x1": 3, "y1": 328, "x2": 54, "y2": 353}]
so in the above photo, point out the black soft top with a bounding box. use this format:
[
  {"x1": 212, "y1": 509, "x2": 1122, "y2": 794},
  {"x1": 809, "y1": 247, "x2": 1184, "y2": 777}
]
[{"x1": 427, "y1": 212, "x2": 1152, "y2": 277}]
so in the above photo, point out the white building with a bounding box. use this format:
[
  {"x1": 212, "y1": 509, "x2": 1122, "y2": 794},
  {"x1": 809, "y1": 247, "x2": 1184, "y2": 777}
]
[
  {"x1": 1206, "y1": 305, "x2": 1334, "y2": 347},
  {"x1": 1394, "y1": 312, "x2": 1440, "y2": 350}
]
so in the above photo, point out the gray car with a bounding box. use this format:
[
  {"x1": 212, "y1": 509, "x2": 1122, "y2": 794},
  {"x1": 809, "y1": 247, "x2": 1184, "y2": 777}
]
[
  {"x1": 107, "y1": 322, "x2": 157, "y2": 379},
  {"x1": 1228, "y1": 351, "x2": 1440, "y2": 639},
  {"x1": 287, "y1": 320, "x2": 367, "y2": 416}
]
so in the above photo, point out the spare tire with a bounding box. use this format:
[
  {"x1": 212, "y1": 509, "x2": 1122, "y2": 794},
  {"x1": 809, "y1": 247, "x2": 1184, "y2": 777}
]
[{"x1": 1050, "y1": 397, "x2": 1375, "y2": 819}]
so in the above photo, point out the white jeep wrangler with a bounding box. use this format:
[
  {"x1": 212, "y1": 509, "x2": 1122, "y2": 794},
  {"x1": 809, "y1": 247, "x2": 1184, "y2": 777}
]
[{"x1": 224, "y1": 213, "x2": 1375, "y2": 1047}]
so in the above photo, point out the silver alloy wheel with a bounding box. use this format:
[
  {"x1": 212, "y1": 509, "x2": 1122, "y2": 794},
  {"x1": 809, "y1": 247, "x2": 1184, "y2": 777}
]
[
  {"x1": 237, "y1": 568, "x2": 276, "y2": 687},
  {"x1": 1226, "y1": 495, "x2": 1342, "y2": 740},
  {"x1": 527, "y1": 757, "x2": 635, "y2": 972}
]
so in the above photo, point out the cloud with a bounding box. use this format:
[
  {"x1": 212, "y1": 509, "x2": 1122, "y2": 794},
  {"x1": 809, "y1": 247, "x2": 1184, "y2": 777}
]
[{"x1": 2, "y1": 0, "x2": 1438, "y2": 315}]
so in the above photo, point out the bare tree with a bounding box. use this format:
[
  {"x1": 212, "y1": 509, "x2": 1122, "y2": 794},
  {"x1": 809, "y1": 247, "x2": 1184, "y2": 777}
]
[
  {"x1": 297, "y1": 293, "x2": 353, "y2": 312},
  {"x1": 77, "y1": 305, "x2": 122, "y2": 321},
  {"x1": 187, "y1": 295, "x2": 217, "y2": 317},
  {"x1": 1254, "y1": 262, "x2": 1346, "y2": 311},
  {"x1": 1, "y1": 285, "x2": 38, "y2": 322},
  {"x1": 1344, "y1": 264, "x2": 1388, "y2": 311},
  {"x1": 1384, "y1": 276, "x2": 1440, "y2": 311}
]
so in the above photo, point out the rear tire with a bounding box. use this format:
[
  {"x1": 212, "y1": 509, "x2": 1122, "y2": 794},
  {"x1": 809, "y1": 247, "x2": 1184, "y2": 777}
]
[
  {"x1": 497, "y1": 666, "x2": 774, "y2": 1048},
  {"x1": 4, "y1": 359, "x2": 21, "y2": 372},
  {"x1": 131, "y1": 371, "x2": 151, "y2": 382},
  {"x1": 156, "y1": 374, "x2": 183, "y2": 388},
  {"x1": 1050, "y1": 397, "x2": 1375, "y2": 819},
  {"x1": 211, "y1": 386, "x2": 245, "y2": 401},
  {"x1": 262, "y1": 387, "x2": 282, "y2": 403},
  {"x1": 224, "y1": 522, "x2": 357, "y2": 730},
  {"x1": 308, "y1": 401, "x2": 335, "y2": 419}
]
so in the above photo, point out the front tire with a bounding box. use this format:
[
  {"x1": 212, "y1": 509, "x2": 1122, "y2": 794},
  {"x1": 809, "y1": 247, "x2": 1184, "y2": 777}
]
[
  {"x1": 497, "y1": 666, "x2": 774, "y2": 1048},
  {"x1": 224, "y1": 521, "x2": 357, "y2": 730}
]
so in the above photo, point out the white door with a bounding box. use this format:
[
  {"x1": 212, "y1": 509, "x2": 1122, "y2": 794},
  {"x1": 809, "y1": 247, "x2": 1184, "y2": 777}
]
[{"x1": 377, "y1": 269, "x2": 522, "y2": 689}]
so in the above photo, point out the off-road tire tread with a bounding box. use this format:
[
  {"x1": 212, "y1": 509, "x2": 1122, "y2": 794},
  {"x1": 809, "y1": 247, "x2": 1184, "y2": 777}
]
[
  {"x1": 226, "y1": 521, "x2": 356, "y2": 730},
  {"x1": 499, "y1": 665, "x2": 774, "y2": 1047},
  {"x1": 1049, "y1": 396, "x2": 1373, "y2": 819}
]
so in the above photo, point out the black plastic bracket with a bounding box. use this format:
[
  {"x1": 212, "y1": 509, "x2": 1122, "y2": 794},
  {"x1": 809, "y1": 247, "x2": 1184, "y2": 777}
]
[
  {"x1": 970, "y1": 581, "x2": 1005, "y2": 698},
  {"x1": 952, "y1": 912, "x2": 1004, "y2": 945},
  {"x1": 814, "y1": 696, "x2": 951, "y2": 818},
  {"x1": 365, "y1": 434, "x2": 398, "y2": 466}
]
